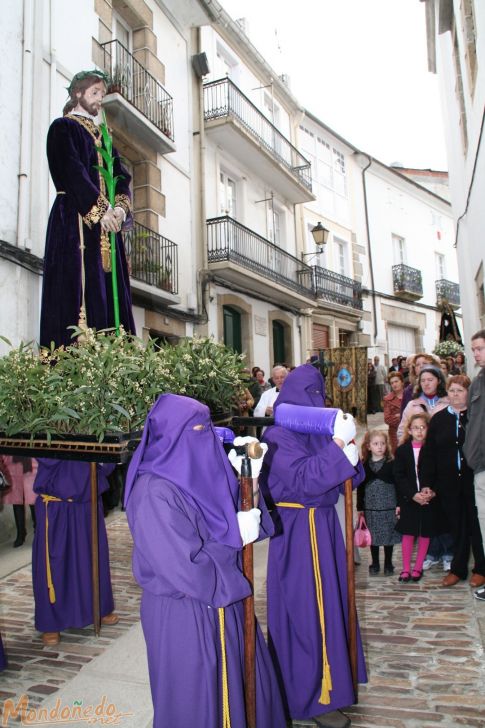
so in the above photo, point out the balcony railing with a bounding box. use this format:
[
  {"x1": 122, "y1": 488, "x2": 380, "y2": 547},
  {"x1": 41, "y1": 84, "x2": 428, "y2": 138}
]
[
  {"x1": 313, "y1": 266, "x2": 363, "y2": 310},
  {"x1": 203, "y1": 78, "x2": 312, "y2": 192},
  {"x1": 207, "y1": 216, "x2": 314, "y2": 298},
  {"x1": 436, "y1": 279, "x2": 460, "y2": 308},
  {"x1": 392, "y1": 263, "x2": 423, "y2": 299},
  {"x1": 123, "y1": 221, "x2": 178, "y2": 295},
  {"x1": 101, "y1": 40, "x2": 174, "y2": 140}
]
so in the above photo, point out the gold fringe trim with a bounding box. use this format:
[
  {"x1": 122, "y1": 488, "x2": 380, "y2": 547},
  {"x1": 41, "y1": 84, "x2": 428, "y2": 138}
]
[
  {"x1": 82, "y1": 194, "x2": 109, "y2": 229},
  {"x1": 114, "y1": 193, "x2": 131, "y2": 216},
  {"x1": 100, "y1": 231, "x2": 111, "y2": 272}
]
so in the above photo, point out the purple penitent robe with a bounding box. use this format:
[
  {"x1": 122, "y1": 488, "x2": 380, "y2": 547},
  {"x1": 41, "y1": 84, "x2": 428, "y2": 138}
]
[
  {"x1": 40, "y1": 114, "x2": 135, "y2": 349},
  {"x1": 260, "y1": 365, "x2": 367, "y2": 721},
  {"x1": 124, "y1": 394, "x2": 286, "y2": 728},
  {"x1": 32, "y1": 460, "x2": 115, "y2": 633},
  {"x1": 0, "y1": 634, "x2": 6, "y2": 671}
]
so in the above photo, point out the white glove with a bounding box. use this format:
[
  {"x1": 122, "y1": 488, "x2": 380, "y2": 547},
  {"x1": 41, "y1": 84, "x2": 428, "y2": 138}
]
[
  {"x1": 342, "y1": 443, "x2": 359, "y2": 466},
  {"x1": 332, "y1": 410, "x2": 356, "y2": 446},
  {"x1": 228, "y1": 437, "x2": 268, "y2": 478},
  {"x1": 237, "y1": 508, "x2": 261, "y2": 546}
]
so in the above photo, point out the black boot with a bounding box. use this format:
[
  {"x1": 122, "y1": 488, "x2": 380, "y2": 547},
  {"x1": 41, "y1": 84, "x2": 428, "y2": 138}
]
[
  {"x1": 369, "y1": 545, "x2": 380, "y2": 574},
  {"x1": 30, "y1": 504, "x2": 37, "y2": 531},
  {"x1": 384, "y1": 545, "x2": 394, "y2": 575},
  {"x1": 13, "y1": 504, "x2": 26, "y2": 548}
]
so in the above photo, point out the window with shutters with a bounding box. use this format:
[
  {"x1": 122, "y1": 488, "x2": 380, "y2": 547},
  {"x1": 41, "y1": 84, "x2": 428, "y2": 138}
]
[{"x1": 312, "y1": 323, "x2": 330, "y2": 352}]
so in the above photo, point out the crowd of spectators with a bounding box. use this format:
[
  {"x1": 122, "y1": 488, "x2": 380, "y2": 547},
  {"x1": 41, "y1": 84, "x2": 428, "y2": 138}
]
[{"x1": 360, "y1": 337, "x2": 485, "y2": 600}]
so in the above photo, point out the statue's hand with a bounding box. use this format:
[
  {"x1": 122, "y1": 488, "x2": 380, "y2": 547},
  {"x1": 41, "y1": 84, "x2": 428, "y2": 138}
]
[{"x1": 101, "y1": 207, "x2": 120, "y2": 232}]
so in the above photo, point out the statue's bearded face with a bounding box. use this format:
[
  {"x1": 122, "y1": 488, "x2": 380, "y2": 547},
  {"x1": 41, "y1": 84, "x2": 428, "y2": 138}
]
[{"x1": 76, "y1": 81, "x2": 106, "y2": 116}]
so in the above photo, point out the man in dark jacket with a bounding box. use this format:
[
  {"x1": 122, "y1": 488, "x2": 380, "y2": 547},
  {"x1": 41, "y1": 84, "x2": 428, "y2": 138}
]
[{"x1": 463, "y1": 329, "x2": 485, "y2": 601}]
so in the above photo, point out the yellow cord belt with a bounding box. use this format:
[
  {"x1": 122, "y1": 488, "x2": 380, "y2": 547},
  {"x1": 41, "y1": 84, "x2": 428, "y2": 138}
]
[
  {"x1": 218, "y1": 607, "x2": 232, "y2": 728},
  {"x1": 40, "y1": 494, "x2": 73, "y2": 604},
  {"x1": 276, "y1": 502, "x2": 333, "y2": 705}
]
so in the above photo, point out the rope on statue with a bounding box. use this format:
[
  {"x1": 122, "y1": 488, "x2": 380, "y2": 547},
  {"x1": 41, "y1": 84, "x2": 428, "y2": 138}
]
[{"x1": 77, "y1": 213, "x2": 88, "y2": 336}]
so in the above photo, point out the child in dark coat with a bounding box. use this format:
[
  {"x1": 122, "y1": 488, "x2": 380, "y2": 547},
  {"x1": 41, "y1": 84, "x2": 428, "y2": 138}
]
[
  {"x1": 394, "y1": 413, "x2": 438, "y2": 582},
  {"x1": 357, "y1": 429, "x2": 400, "y2": 576}
]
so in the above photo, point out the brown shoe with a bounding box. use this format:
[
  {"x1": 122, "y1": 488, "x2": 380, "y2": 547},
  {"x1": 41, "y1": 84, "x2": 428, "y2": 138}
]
[
  {"x1": 470, "y1": 574, "x2": 485, "y2": 588},
  {"x1": 42, "y1": 631, "x2": 60, "y2": 645},
  {"x1": 313, "y1": 710, "x2": 351, "y2": 728},
  {"x1": 101, "y1": 612, "x2": 120, "y2": 625},
  {"x1": 442, "y1": 573, "x2": 460, "y2": 587}
]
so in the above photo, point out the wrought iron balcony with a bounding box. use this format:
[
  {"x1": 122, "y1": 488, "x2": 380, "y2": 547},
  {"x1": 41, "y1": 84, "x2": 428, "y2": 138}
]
[
  {"x1": 207, "y1": 216, "x2": 314, "y2": 300},
  {"x1": 203, "y1": 78, "x2": 313, "y2": 201},
  {"x1": 312, "y1": 266, "x2": 363, "y2": 310},
  {"x1": 436, "y1": 279, "x2": 460, "y2": 309},
  {"x1": 123, "y1": 221, "x2": 178, "y2": 295},
  {"x1": 392, "y1": 264, "x2": 423, "y2": 300},
  {"x1": 101, "y1": 40, "x2": 174, "y2": 142}
]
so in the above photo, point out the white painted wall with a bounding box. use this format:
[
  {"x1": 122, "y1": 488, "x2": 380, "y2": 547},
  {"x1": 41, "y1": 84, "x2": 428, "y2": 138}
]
[
  {"x1": 432, "y1": 0, "x2": 485, "y2": 343},
  {"x1": 0, "y1": 0, "x2": 23, "y2": 245},
  {"x1": 150, "y1": 1, "x2": 192, "y2": 173}
]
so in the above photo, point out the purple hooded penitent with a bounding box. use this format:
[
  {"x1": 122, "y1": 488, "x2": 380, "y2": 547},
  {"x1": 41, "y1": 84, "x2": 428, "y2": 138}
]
[
  {"x1": 260, "y1": 364, "x2": 367, "y2": 721},
  {"x1": 124, "y1": 394, "x2": 285, "y2": 728},
  {"x1": 32, "y1": 460, "x2": 115, "y2": 632}
]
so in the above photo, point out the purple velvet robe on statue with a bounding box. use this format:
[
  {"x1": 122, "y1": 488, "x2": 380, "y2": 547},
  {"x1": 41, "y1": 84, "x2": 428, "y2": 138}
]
[
  {"x1": 32, "y1": 460, "x2": 115, "y2": 632},
  {"x1": 40, "y1": 114, "x2": 135, "y2": 349},
  {"x1": 124, "y1": 394, "x2": 286, "y2": 728},
  {"x1": 260, "y1": 364, "x2": 367, "y2": 721}
]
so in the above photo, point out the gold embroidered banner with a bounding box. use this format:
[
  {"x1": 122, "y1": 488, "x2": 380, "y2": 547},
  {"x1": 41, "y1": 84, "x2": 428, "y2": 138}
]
[{"x1": 324, "y1": 346, "x2": 368, "y2": 424}]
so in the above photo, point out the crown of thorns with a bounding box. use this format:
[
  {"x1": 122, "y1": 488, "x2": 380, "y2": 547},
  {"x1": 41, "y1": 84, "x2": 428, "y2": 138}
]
[{"x1": 67, "y1": 70, "x2": 109, "y2": 94}]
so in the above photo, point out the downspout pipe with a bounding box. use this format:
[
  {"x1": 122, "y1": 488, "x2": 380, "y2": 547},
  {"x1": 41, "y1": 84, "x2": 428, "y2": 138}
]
[
  {"x1": 17, "y1": 0, "x2": 34, "y2": 250},
  {"x1": 196, "y1": 26, "x2": 209, "y2": 326},
  {"x1": 358, "y1": 153, "x2": 378, "y2": 342}
]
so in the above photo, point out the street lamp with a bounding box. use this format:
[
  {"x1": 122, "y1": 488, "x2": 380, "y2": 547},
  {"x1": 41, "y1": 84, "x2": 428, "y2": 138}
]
[
  {"x1": 311, "y1": 222, "x2": 330, "y2": 247},
  {"x1": 301, "y1": 222, "x2": 330, "y2": 260}
]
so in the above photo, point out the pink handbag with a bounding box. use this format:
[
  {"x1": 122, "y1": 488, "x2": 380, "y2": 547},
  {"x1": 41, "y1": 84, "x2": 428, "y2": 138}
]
[{"x1": 354, "y1": 515, "x2": 372, "y2": 547}]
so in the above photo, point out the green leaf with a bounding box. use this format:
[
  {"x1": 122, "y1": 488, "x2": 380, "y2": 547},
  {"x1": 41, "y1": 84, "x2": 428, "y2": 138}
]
[
  {"x1": 111, "y1": 403, "x2": 131, "y2": 418},
  {"x1": 59, "y1": 406, "x2": 81, "y2": 419}
]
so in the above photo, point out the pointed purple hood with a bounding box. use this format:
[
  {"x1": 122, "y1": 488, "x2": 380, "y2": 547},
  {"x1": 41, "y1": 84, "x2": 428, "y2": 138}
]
[
  {"x1": 124, "y1": 393, "x2": 242, "y2": 548},
  {"x1": 274, "y1": 364, "x2": 326, "y2": 411}
]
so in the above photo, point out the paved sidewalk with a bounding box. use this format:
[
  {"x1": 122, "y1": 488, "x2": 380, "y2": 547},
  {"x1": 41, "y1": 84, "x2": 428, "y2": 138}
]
[{"x1": 1, "y1": 413, "x2": 484, "y2": 727}]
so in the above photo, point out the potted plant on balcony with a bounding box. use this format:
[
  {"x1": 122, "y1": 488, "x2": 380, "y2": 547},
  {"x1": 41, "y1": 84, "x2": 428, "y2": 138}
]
[
  {"x1": 131, "y1": 260, "x2": 172, "y2": 290},
  {"x1": 107, "y1": 63, "x2": 131, "y2": 95}
]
